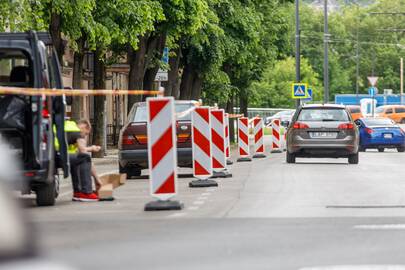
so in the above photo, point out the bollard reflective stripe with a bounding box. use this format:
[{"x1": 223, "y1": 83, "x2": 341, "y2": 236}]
[
  {"x1": 192, "y1": 107, "x2": 213, "y2": 179},
  {"x1": 238, "y1": 117, "x2": 250, "y2": 157},
  {"x1": 146, "y1": 97, "x2": 178, "y2": 201}
]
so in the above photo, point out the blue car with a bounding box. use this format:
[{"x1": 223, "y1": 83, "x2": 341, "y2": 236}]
[{"x1": 355, "y1": 117, "x2": 405, "y2": 152}]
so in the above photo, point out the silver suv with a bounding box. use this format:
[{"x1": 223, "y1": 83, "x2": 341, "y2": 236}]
[{"x1": 286, "y1": 104, "x2": 359, "y2": 164}]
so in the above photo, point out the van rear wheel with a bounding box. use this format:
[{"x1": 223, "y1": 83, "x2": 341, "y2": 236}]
[{"x1": 36, "y1": 179, "x2": 56, "y2": 206}]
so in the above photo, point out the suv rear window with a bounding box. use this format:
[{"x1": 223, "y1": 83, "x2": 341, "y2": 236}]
[
  {"x1": 297, "y1": 108, "x2": 350, "y2": 122},
  {"x1": 132, "y1": 103, "x2": 195, "y2": 122}
]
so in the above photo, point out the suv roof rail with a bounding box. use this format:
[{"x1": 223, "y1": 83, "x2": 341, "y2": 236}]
[{"x1": 0, "y1": 31, "x2": 53, "y2": 45}]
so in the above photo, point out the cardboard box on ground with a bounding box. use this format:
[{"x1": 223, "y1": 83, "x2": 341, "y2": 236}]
[{"x1": 97, "y1": 173, "x2": 126, "y2": 200}]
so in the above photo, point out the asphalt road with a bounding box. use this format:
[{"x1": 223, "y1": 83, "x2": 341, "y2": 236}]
[{"x1": 23, "y1": 139, "x2": 405, "y2": 270}]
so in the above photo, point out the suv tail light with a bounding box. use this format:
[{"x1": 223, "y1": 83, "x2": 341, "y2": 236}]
[
  {"x1": 338, "y1": 123, "x2": 354, "y2": 130},
  {"x1": 122, "y1": 135, "x2": 136, "y2": 145},
  {"x1": 293, "y1": 122, "x2": 309, "y2": 129},
  {"x1": 365, "y1": 127, "x2": 374, "y2": 134}
]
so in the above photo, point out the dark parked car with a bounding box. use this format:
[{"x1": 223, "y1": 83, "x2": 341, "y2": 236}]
[
  {"x1": 355, "y1": 117, "x2": 405, "y2": 152},
  {"x1": 286, "y1": 104, "x2": 359, "y2": 164},
  {"x1": 118, "y1": 100, "x2": 197, "y2": 178},
  {"x1": 0, "y1": 31, "x2": 69, "y2": 206}
]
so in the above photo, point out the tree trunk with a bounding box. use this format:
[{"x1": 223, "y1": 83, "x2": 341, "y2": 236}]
[
  {"x1": 143, "y1": 33, "x2": 167, "y2": 96},
  {"x1": 179, "y1": 64, "x2": 195, "y2": 100},
  {"x1": 128, "y1": 35, "x2": 148, "y2": 109},
  {"x1": 71, "y1": 37, "x2": 85, "y2": 121},
  {"x1": 239, "y1": 89, "x2": 248, "y2": 117},
  {"x1": 190, "y1": 75, "x2": 203, "y2": 101},
  {"x1": 49, "y1": 12, "x2": 63, "y2": 63},
  {"x1": 92, "y1": 48, "x2": 106, "y2": 158},
  {"x1": 163, "y1": 47, "x2": 181, "y2": 97},
  {"x1": 226, "y1": 92, "x2": 235, "y2": 143}
]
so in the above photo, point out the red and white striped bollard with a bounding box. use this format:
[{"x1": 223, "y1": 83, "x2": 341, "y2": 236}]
[
  {"x1": 271, "y1": 119, "x2": 282, "y2": 153},
  {"x1": 189, "y1": 106, "x2": 218, "y2": 188},
  {"x1": 144, "y1": 97, "x2": 183, "y2": 211},
  {"x1": 237, "y1": 117, "x2": 252, "y2": 162},
  {"x1": 253, "y1": 117, "x2": 266, "y2": 158},
  {"x1": 211, "y1": 109, "x2": 232, "y2": 178}
]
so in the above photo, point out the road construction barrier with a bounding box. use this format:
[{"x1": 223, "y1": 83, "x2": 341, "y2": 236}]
[
  {"x1": 189, "y1": 107, "x2": 218, "y2": 188},
  {"x1": 211, "y1": 109, "x2": 232, "y2": 177},
  {"x1": 253, "y1": 118, "x2": 266, "y2": 158},
  {"x1": 144, "y1": 97, "x2": 183, "y2": 211},
  {"x1": 237, "y1": 117, "x2": 252, "y2": 162},
  {"x1": 271, "y1": 119, "x2": 282, "y2": 153}
]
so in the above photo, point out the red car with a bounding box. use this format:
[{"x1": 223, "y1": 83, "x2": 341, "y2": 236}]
[{"x1": 118, "y1": 100, "x2": 197, "y2": 178}]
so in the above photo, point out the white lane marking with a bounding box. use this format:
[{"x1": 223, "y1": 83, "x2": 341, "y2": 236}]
[
  {"x1": 300, "y1": 266, "x2": 405, "y2": 270},
  {"x1": 187, "y1": 206, "x2": 199, "y2": 211},
  {"x1": 168, "y1": 213, "x2": 186, "y2": 218},
  {"x1": 206, "y1": 188, "x2": 216, "y2": 192},
  {"x1": 193, "y1": 200, "x2": 205, "y2": 205},
  {"x1": 201, "y1": 192, "x2": 211, "y2": 196},
  {"x1": 354, "y1": 224, "x2": 405, "y2": 230}
]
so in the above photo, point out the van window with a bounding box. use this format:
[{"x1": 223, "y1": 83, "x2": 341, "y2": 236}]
[
  {"x1": 0, "y1": 50, "x2": 32, "y2": 88},
  {"x1": 386, "y1": 108, "x2": 393, "y2": 114}
]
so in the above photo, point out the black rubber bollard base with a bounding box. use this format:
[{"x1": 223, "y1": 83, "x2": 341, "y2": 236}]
[
  {"x1": 144, "y1": 200, "x2": 184, "y2": 211},
  {"x1": 211, "y1": 170, "x2": 233, "y2": 178},
  {"x1": 227, "y1": 159, "x2": 234, "y2": 165},
  {"x1": 237, "y1": 157, "x2": 252, "y2": 162},
  {"x1": 271, "y1": 150, "x2": 283, "y2": 153},
  {"x1": 253, "y1": 153, "x2": 266, "y2": 158},
  {"x1": 189, "y1": 179, "x2": 218, "y2": 188}
]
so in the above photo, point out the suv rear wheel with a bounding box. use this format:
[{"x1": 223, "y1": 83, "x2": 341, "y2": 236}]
[
  {"x1": 286, "y1": 152, "x2": 296, "y2": 164},
  {"x1": 36, "y1": 178, "x2": 57, "y2": 206},
  {"x1": 120, "y1": 164, "x2": 142, "y2": 178},
  {"x1": 348, "y1": 152, "x2": 359, "y2": 164}
]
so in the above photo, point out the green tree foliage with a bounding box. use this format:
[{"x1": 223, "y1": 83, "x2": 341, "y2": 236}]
[{"x1": 250, "y1": 57, "x2": 322, "y2": 108}]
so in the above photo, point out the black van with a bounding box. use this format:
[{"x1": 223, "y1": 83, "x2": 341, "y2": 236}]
[{"x1": 0, "y1": 31, "x2": 69, "y2": 206}]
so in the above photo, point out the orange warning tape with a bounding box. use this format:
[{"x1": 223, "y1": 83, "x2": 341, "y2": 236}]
[
  {"x1": 0, "y1": 86, "x2": 163, "y2": 96},
  {"x1": 228, "y1": 114, "x2": 244, "y2": 119}
]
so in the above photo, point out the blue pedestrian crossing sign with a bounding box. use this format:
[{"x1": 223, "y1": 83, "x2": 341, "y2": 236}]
[
  {"x1": 291, "y1": 83, "x2": 308, "y2": 99},
  {"x1": 302, "y1": 88, "x2": 313, "y2": 102}
]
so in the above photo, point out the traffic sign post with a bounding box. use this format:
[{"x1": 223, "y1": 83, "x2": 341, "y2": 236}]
[
  {"x1": 189, "y1": 106, "x2": 218, "y2": 188},
  {"x1": 144, "y1": 97, "x2": 183, "y2": 211},
  {"x1": 291, "y1": 83, "x2": 308, "y2": 99}
]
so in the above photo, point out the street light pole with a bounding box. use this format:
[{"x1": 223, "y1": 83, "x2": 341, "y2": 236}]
[
  {"x1": 324, "y1": 0, "x2": 329, "y2": 104},
  {"x1": 355, "y1": 5, "x2": 360, "y2": 104},
  {"x1": 295, "y1": 0, "x2": 301, "y2": 108}
]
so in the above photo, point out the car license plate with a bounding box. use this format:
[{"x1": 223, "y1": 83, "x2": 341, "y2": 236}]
[
  {"x1": 384, "y1": 133, "x2": 393, "y2": 139},
  {"x1": 309, "y1": 132, "x2": 337, "y2": 139}
]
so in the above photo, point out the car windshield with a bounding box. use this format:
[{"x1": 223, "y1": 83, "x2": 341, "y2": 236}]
[
  {"x1": 297, "y1": 108, "x2": 349, "y2": 122},
  {"x1": 375, "y1": 107, "x2": 386, "y2": 113},
  {"x1": 363, "y1": 118, "x2": 395, "y2": 126},
  {"x1": 133, "y1": 103, "x2": 194, "y2": 122}
]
